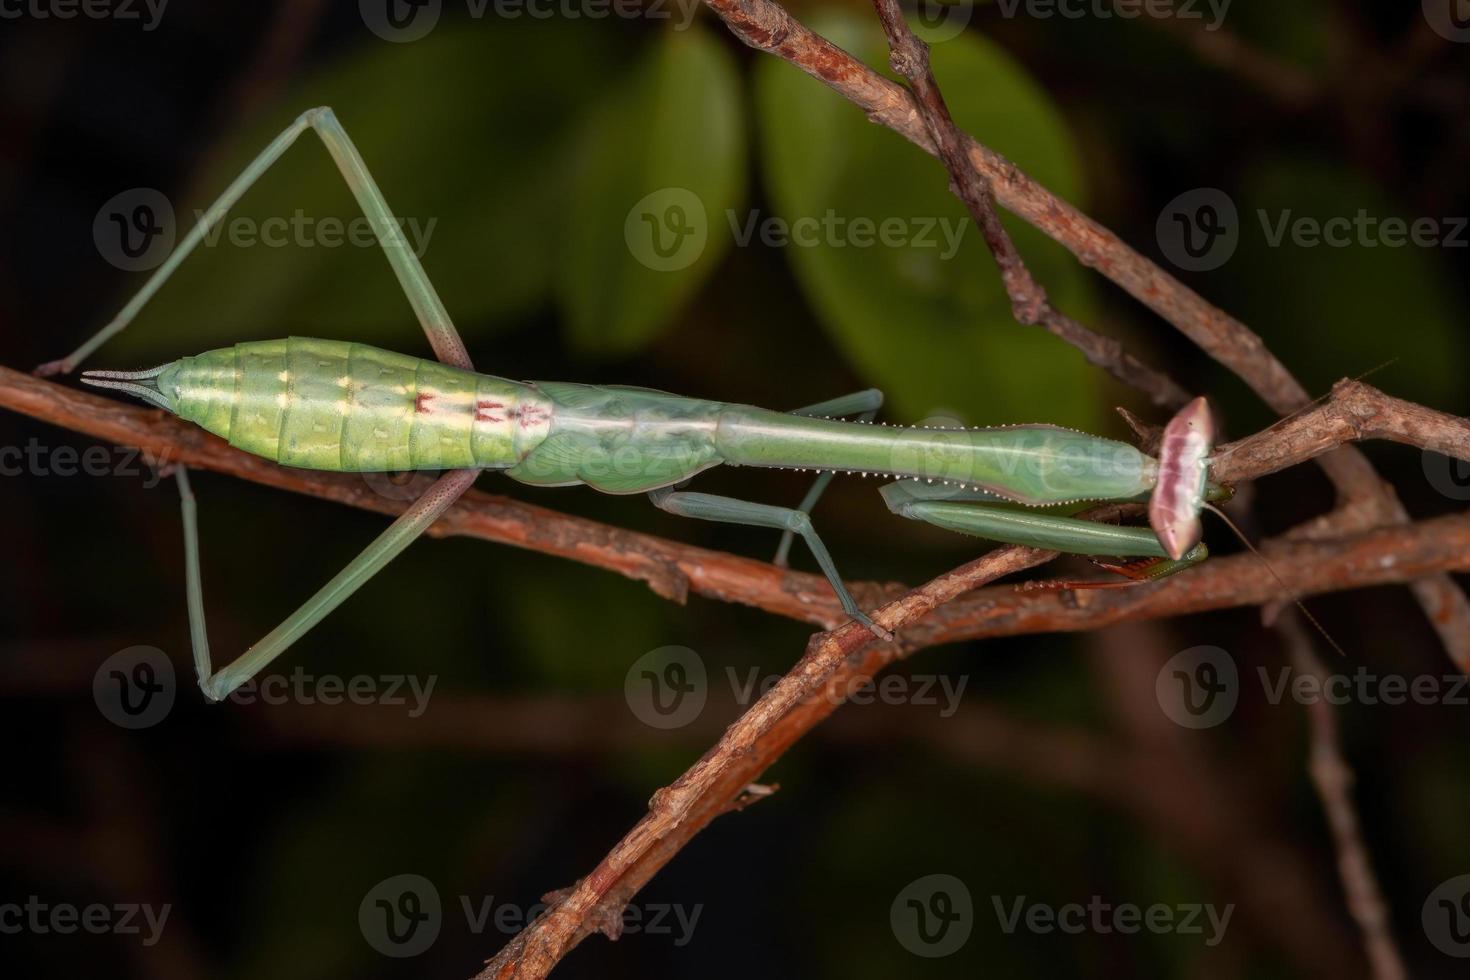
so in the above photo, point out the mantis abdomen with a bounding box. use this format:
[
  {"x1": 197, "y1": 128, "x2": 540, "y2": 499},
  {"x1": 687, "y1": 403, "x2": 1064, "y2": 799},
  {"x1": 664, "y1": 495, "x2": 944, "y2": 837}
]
[{"x1": 165, "y1": 337, "x2": 549, "y2": 471}]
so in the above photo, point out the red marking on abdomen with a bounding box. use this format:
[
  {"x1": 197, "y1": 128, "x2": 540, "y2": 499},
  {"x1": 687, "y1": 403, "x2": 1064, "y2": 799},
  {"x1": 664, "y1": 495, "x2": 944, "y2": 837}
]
[
  {"x1": 415, "y1": 392, "x2": 435, "y2": 414},
  {"x1": 474, "y1": 400, "x2": 504, "y2": 424},
  {"x1": 516, "y1": 405, "x2": 548, "y2": 429}
]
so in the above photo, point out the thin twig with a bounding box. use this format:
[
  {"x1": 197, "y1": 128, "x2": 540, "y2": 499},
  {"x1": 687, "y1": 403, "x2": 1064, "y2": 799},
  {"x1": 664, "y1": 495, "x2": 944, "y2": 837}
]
[
  {"x1": 1276, "y1": 613, "x2": 1409, "y2": 980},
  {"x1": 1210, "y1": 378, "x2": 1470, "y2": 485},
  {"x1": 874, "y1": 0, "x2": 1190, "y2": 410}
]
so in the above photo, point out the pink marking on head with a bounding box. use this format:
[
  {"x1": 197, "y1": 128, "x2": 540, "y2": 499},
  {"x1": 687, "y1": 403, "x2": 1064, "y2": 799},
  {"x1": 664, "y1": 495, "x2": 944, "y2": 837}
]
[{"x1": 1149, "y1": 396, "x2": 1214, "y2": 560}]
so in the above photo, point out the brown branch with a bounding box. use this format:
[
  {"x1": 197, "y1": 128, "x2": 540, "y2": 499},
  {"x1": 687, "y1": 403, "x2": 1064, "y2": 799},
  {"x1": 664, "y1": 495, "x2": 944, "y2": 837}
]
[
  {"x1": 474, "y1": 544, "x2": 1053, "y2": 978},
  {"x1": 473, "y1": 504, "x2": 1470, "y2": 977},
  {"x1": 1210, "y1": 379, "x2": 1470, "y2": 485},
  {"x1": 881, "y1": 0, "x2": 1190, "y2": 410}
]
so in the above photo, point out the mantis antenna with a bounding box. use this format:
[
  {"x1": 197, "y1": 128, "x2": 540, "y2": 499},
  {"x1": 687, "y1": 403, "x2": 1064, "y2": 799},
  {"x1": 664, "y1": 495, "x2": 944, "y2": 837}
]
[{"x1": 1202, "y1": 502, "x2": 1348, "y2": 659}]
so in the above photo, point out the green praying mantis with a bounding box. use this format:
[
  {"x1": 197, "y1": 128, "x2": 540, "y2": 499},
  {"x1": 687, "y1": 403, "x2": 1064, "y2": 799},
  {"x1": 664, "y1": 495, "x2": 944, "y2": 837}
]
[{"x1": 42, "y1": 107, "x2": 1234, "y2": 703}]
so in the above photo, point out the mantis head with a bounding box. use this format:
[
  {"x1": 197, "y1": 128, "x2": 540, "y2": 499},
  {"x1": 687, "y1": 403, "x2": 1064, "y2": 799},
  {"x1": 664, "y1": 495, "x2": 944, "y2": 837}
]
[{"x1": 1148, "y1": 396, "x2": 1231, "y2": 561}]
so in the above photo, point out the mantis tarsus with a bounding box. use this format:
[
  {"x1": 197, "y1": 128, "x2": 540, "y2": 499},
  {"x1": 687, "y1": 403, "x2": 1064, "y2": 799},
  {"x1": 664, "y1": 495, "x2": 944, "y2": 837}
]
[{"x1": 46, "y1": 107, "x2": 1231, "y2": 702}]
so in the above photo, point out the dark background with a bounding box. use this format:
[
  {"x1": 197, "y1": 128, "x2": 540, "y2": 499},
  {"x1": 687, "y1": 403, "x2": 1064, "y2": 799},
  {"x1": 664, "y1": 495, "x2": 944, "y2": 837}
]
[{"x1": 2, "y1": 1, "x2": 1468, "y2": 977}]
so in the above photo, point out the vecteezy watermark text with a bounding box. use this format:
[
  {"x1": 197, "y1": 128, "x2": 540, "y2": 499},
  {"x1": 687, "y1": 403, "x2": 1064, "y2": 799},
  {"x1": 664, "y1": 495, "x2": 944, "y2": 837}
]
[
  {"x1": 0, "y1": 439, "x2": 169, "y2": 487},
  {"x1": 1157, "y1": 187, "x2": 1468, "y2": 272},
  {"x1": 624, "y1": 645, "x2": 970, "y2": 729},
  {"x1": 0, "y1": 0, "x2": 167, "y2": 30},
  {"x1": 624, "y1": 187, "x2": 975, "y2": 272},
  {"x1": 94, "y1": 646, "x2": 438, "y2": 729},
  {"x1": 93, "y1": 188, "x2": 437, "y2": 273},
  {"x1": 991, "y1": 895, "x2": 1234, "y2": 946},
  {"x1": 1156, "y1": 645, "x2": 1470, "y2": 729},
  {"x1": 0, "y1": 896, "x2": 171, "y2": 946},
  {"x1": 359, "y1": 874, "x2": 701, "y2": 957},
  {"x1": 359, "y1": 0, "x2": 701, "y2": 42},
  {"x1": 991, "y1": 0, "x2": 1231, "y2": 31}
]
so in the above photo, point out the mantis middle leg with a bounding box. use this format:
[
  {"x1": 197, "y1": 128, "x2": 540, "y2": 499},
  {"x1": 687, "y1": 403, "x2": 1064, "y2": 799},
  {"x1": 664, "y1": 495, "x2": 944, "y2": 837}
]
[
  {"x1": 58, "y1": 107, "x2": 480, "y2": 700},
  {"x1": 648, "y1": 486, "x2": 890, "y2": 640},
  {"x1": 773, "y1": 388, "x2": 884, "y2": 567}
]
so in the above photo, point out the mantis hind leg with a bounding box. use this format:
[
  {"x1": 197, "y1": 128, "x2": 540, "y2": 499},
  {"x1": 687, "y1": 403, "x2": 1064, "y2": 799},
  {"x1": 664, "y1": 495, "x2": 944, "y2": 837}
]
[
  {"x1": 63, "y1": 107, "x2": 483, "y2": 698},
  {"x1": 880, "y1": 480, "x2": 1208, "y2": 587},
  {"x1": 773, "y1": 388, "x2": 884, "y2": 567},
  {"x1": 649, "y1": 486, "x2": 890, "y2": 640},
  {"x1": 179, "y1": 466, "x2": 478, "y2": 701},
  {"x1": 39, "y1": 106, "x2": 471, "y2": 374}
]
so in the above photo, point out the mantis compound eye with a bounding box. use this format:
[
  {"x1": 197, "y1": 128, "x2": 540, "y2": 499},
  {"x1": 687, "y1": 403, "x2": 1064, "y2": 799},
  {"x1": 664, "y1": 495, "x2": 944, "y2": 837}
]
[{"x1": 1149, "y1": 396, "x2": 1214, "y2": 561}]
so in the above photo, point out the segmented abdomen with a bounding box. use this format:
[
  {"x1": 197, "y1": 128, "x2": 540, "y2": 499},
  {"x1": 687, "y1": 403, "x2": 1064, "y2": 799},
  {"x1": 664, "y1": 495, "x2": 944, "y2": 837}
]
[{"x1": 174, "y1": 337, "x2": 550, "y2": 471}]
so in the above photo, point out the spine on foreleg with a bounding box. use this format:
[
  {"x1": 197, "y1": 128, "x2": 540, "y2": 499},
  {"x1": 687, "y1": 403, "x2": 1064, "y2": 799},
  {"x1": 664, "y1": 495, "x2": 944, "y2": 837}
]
[{"x1": 713, "y1": 407, "x2": 1158, "y2": 505}]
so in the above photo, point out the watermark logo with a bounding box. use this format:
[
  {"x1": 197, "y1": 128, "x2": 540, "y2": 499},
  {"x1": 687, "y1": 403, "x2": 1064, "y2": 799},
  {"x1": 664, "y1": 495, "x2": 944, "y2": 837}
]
[
  {"x1": 625, "y1": 645, "x2": 970, "y2": 728},
  {"x1": 626, "y1": 187, "x2": 708, "y2": 272},
  {"x1": 1423, "y1": 874, "x2": 1470, "y2": 957},
  {"x1": 910, "y1": 0, "x2": 974, "y2": 43},
  {"x1": 361, "y1": 0, "x2": 442, "y2": 42},
  {"x1": 358, "y1": 876, "x2": 702, "y2": 956},
  {"x1": 0, "y1": 0, "x2": 168, "y2": 30},
  {"x1": 625, "y1": 645, "x2": 707, "y2": 729},
  {"x1": 361, "y1": 0, "x2": 701, "y2": 38},
  {"x1": 1156, "y1": 645, "x2": 1238, "y2": 729},
  {"x1": 360, "y1": 874, "x2": 442, "y2": 957},
  {"x1": 992, "y1": 895, "x2": 1233, "y2": 945},
  {"x1": 361, "y1": 469, "x2": 441, "y2": 502},
  {"x1": 1423, "y1": 451, "x2": 1470, "y2": 501},
  {"x1": 627, "y1": 191, "x2": 975, "y2": 272},
  {"x1": 93, "y1": 188, "x2": 436, "y2": 271},
  {"x1": 892, "y1": 874, "x2": 973, "y2": 957},
  {"x1": 1159, "y1": 647, "x2": 1470, "y2": 728},
  {"x1": 1157, "y1": 188, "x2": 1239, "y2": 272},
  {"x1": 991, "y1": 0, "x2": 1232, "y2": 31},
  {"x1": 94, "y1": 188, "x2": 175, "y2": 273},
  {"x1": 93, "y1": 645, "x2": 175, "y2": 730},
  {"x1": 1423, "y1": 0, "x2": 1470, "y2": 43},
  {"x1": 1158, "y1": 187, "x2": 1467, "y2": 272},
  {"x1": 0, "y1": 896, "x2": 171, "y2": 946}
]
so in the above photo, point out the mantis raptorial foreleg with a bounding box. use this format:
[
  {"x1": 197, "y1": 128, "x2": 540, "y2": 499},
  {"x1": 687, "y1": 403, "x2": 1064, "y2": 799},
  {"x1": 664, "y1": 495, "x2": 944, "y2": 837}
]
[
  {"x1": 879, "y1": 481, "x2": 1209, "y2": 584},
  {"x1": 57, "y1": 106, "x2": 482, "y2": 700},
  {"x1": 648, "y1": 486, "x2": 891, "y2": 640},
  {"x1": 774, "y1": 387, "x2": 884, "y2": 567}
]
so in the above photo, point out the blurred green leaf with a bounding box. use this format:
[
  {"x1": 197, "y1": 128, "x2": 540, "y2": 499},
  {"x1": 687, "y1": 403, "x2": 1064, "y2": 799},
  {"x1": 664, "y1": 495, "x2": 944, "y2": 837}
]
[
  {"x1": 557, "y1": 26, "x2": 745, "y2": 355},
  {"x1": 754, "y1": 11, "x2": 1103, "y2": 429},
  {"x1": 108, "y1": 21, "x2": 625, "y2": 362},
  {"x1": 1221, "y1": 157, "x2": 1467, "y2": 408}
]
